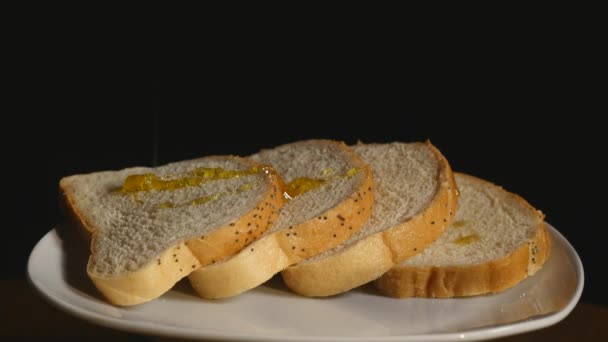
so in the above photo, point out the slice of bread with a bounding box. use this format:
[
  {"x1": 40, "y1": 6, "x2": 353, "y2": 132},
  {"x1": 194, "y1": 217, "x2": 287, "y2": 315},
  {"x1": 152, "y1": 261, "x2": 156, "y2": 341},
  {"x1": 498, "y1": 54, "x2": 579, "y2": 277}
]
[
  {"x1": 188, "y1": 140, "x2": 375, "y2": 299},
  {"x1": 60, "y1": 156, "x2": 285, "y2": 306},
  {"x1": 374, "y1": 173, "x2": 551, "y2": 298},
  {"x1": 281, "y1": 142, "x2": 458, "y2": 297}
]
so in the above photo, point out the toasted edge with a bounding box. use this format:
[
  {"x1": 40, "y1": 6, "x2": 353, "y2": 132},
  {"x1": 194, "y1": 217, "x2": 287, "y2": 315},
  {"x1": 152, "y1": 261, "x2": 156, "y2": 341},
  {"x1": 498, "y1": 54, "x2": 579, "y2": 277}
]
[
  {"x1": 281, "y1": 141, "x2": 459, "y2": 297},
  {"x1": 188, "y1": 142, "x2": 375, "y2": 299},
  {"x1": 374, "y1": 173, "x2": 551, "y2": 298}
]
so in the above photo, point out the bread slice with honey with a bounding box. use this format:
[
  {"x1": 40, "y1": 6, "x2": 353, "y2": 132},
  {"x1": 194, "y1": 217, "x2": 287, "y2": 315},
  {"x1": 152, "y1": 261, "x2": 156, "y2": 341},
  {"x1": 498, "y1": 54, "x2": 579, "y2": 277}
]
[
  {"x1": 374, "y1": 173, "x2": 551, "y2": 298},
  {"x1": 60, "y1": 156, "x2": 285, "y2": 306},
  {"x1": 281, "y1": 142, "x2": 458, "y2": 297},
  {"x1": 188, "y1": 140, "x2": 374, "y2": 299}
]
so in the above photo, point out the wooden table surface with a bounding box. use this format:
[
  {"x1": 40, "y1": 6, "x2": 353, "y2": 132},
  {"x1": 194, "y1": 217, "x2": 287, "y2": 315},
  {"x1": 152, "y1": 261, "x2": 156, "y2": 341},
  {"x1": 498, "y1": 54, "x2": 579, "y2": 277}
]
[{"x1": 2, "y1": 279, "x2": 606, "y2": 341}]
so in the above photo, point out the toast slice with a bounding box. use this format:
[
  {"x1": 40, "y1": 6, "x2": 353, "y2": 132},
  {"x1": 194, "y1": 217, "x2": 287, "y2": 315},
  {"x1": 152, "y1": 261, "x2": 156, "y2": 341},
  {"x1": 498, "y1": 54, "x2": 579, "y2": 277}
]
[
  {"x1": 188, "y1": 140, "x2": 374, "y2": 299},
  {"x1": 281, "y1": 142, "x2": 458, "y2": 297},
  {"x1": 374, "y1": 173, "x2": 551, "y2": 298},
  {"x1": 60, "y1": 156, "x2": 285, "y2": 306}
]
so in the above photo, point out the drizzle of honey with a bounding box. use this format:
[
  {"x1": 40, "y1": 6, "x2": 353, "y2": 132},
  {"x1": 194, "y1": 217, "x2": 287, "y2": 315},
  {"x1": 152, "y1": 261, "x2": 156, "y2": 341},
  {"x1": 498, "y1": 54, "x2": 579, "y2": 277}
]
[
  {"x1": 238, "y1": 183, "x2": 253, "y2": 192},
  {"x1": 191, "y1": 167, "x2": 260, "y2": 179},
  {"x1": 286, "y1": 177, "x2": 326, "y2": 197},
  {"x1": 157, "y1": 202, "x2": 174, "y2": 209},
  {"x1": 453, "y1": 234, "x2": 480, "y2": 245},
  {"x1": 452, "y1": 220, "x2": 467, "y2": 228},
  {"x1": 284, "y1": 167, "x2": 362, "y2": 198},
  {"x1": 189, "y1": 193, "x2": 222, "y2": 206},
  {"x1": 122, "y1": 166, "x2": 261, "y2": 193},
  {"x1": 346, "y1": 167, "x2": 361, "y2": 177},
  {"x1": 157, "y1": 182, "x2": 258, "y2": 209},
  {"x1": 322, "y1": 168, "x2": 335, "y2": 176},
  {"x1": 131, "y1": 163, "x2": 362, "y2": 208}
]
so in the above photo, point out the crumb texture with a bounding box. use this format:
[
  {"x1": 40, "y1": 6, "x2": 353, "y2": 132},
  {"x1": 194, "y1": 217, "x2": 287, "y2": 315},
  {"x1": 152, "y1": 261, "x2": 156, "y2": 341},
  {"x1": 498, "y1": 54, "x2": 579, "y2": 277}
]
[
  {"x1": 63, "y1": 156, "x2": 270, "y2": 275},
  {"x1": 402, "y1": 173, "x2": 541, "y2": 267}
]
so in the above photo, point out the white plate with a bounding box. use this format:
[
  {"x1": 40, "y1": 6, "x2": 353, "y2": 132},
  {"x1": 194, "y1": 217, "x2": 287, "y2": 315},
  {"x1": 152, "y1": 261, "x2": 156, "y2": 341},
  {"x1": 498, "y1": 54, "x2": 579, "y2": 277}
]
[{"x1": 28, "y1": 223, "x2": 583, "y2": 342}]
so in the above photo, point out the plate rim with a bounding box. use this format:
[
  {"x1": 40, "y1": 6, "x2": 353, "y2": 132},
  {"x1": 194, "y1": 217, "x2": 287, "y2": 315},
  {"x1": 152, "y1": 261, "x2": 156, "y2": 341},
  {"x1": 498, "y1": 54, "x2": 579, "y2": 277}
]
[{"x1": 27, "y1": 223, "x2": 584, "y2": 342}]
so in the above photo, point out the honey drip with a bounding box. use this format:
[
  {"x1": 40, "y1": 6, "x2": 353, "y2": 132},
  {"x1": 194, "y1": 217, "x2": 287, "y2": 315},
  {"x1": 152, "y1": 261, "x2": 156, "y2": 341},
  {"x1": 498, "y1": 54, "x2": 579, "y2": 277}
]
[
  {"x1": 453, "y1": 234, "x2": 480, "y2": 245},
  {"x1": 452, "y1": 220, "x2": 467, "y2": 228},
  {"x1": 284, "y1": 167, "x2": 361, "y2": 198},
  {"x1": 122, "y1": 166, "x2": 261, "y2": 193},
  {"x1": 346, "y1": 167, "x2": 361, "y2": 177},
  {"x1": 286, "y1": 177, "x2": 326, "y2": 197}
]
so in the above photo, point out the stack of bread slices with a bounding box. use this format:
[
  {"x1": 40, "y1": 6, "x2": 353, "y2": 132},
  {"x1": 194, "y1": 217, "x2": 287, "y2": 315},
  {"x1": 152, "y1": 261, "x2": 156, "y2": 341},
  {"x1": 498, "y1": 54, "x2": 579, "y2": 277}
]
[{"x1": 60, "y1": 140, "x2": 550, "y2": 306}]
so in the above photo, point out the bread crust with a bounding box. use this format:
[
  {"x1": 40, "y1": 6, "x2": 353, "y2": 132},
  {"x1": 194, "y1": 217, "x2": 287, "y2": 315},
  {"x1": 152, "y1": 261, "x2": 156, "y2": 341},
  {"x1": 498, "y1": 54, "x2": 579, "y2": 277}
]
[
  {"x1": 281, "y1": 141, "x2": 459, "y2": 297},
  {"x1": 60, "y1": 157, "x2": 286, "y2": 306},
  {"x1": 188, "y1": 142, "x2": 376, "y2": 299},
  {"x1": 374, "y1": 173, "x2": 551, "y2": 298},
  {"x1": 185, "y1": 175, "x2": 285, "y2": 267},
  {"x1": 59, "y1": 179, "x2": 94, "y2": 245},
  {"x1": 88, "y1": 241, "x2": 201, "y2": 306}
]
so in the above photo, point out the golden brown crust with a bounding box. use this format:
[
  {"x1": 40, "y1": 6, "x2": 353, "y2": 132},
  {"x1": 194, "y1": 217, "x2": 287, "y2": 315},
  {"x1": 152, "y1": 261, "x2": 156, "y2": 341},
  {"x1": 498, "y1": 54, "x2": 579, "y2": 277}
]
[
  {"x1": 185, "y1": 170, "x2": 286, "y2": 266},
  {"x1": 374, "y1": 173, "x2": 551, "y2": 298},
  {"x1": 277, "y1": 167, "x2": 374, "y2": 261},
  {"x1": 59, "y1": 158, "x2": 286, "y2": 306},
  {"x1": 188, "y1": 145, "x2": 376, "y2": 299},
  {"x1": 281, "y1": 141, "x2": 459, "y2": 297},
  {"x1": 87, "y1": 241, "x2": 201, "y2": 306}
]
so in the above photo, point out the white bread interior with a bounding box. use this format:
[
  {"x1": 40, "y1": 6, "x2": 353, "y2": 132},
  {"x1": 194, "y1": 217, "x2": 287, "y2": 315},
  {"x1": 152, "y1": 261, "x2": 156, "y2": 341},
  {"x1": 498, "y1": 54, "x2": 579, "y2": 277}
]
[
  {"x1": 188, "y1": 140, "x2": 375, "y2": 299},
  {"x1": 61, "y1": 156, "x2": 284, "y2": 306},
  {"x1": 374, "y1": 173, "x2": 551, "y2": 298},
  {"x1": 281, "y1": 142, "x2": 458, "y2": 297}
]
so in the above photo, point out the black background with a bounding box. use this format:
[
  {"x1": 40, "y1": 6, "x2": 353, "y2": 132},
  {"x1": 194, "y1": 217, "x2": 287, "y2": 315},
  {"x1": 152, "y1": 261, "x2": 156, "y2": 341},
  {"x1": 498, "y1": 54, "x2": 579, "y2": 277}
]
[{"x1": 8, "y1": 75, "x2": 606, "y2": 308}]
